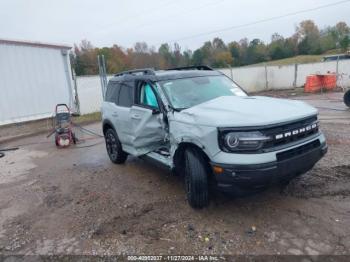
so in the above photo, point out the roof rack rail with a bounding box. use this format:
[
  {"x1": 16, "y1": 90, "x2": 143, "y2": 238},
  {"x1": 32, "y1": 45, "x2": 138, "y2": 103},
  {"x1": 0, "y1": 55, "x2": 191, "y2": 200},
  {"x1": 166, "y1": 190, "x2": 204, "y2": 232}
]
[
  {"x1": 166, "y1": 65, "x2": 213, "y2": 71},
  {"x1": 114, "y1": 68, "x2": 155, "y2": 77}
]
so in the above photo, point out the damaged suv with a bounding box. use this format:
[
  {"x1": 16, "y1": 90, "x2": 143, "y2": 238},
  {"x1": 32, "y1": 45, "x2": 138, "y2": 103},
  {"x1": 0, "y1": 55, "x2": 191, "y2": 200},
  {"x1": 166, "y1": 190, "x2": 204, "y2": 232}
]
[{"x1": 102, "y1": 66, "x2": 327, "y2": 208}]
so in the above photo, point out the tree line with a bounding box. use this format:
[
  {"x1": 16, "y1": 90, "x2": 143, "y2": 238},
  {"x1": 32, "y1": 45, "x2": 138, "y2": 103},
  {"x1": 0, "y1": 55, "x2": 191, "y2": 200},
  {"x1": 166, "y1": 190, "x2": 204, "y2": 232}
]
[{"x1": 72, "y1": 20, "x2": 350, "y2": 75}]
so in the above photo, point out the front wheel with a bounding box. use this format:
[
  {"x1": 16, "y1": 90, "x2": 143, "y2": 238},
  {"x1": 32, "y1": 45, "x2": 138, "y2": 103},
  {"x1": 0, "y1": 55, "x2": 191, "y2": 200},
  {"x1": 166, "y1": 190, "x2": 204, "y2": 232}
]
[
  {"x1": 184, "y1": 148, "x2": 209, "y2": 208},
  {"x1": 344, "y1": 89, "x2": 350, "y2": 107},
  {"x1": 105, "y1": 128, "x2": 128, "y2": 164}
]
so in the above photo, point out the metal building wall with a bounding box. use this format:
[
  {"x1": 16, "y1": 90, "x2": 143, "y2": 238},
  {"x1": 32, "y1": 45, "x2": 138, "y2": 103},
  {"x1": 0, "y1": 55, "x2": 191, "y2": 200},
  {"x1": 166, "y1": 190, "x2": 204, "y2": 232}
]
[{"x1": 0, "y1": 42, "x2": 74, "y2": 125}]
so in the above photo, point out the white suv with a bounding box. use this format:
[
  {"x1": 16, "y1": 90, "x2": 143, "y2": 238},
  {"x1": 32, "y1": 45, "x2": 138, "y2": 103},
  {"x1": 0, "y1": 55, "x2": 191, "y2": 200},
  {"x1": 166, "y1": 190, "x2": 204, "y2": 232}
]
[{"x1": 102, "y1": 66, "x2": 327, "y2": 208}]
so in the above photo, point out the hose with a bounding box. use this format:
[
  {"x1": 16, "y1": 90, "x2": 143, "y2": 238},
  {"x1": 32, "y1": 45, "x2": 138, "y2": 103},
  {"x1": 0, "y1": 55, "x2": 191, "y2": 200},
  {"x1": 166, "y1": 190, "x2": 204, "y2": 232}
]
[
  {"x1": 0, "y1": 147, "x2": 19, "y2": 158},
  {"x1": 72, "y1": 123, "x2": 104, "y2": 137},
  {"x1": 71, "y1": 124, "x2": 104, "y2": 148},
  {"x1": 74, "y1": 141, "x2": 104, "y2": 149}
]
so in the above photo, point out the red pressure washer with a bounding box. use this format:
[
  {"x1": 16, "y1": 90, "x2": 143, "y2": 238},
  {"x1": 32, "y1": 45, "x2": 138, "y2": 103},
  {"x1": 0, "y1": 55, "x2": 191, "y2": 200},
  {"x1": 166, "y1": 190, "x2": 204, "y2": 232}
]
[{"x1": 52, "y1": 104, "x2": 76, "y2": 147}]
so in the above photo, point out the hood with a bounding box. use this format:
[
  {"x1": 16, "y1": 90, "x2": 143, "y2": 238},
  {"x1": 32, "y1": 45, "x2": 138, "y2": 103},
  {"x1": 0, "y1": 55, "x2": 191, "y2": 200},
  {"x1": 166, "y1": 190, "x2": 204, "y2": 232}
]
[{"x1": 176, "y1": 96, "x2": 317, "y2": 127}]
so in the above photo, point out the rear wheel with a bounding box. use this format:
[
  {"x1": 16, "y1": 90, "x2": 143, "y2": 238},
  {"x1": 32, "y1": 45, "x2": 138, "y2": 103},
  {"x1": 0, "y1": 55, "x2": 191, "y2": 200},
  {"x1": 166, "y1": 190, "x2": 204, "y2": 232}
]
[
  {"x1": 344, "y1": 89, "x2": 350, "y2": 107},
  {"x1": 72, "y1": 132, "x2": 77, "y2": 144},
  {"x1": 184, "y1": 148, "x2": 209, "y2": 208},
  {"x1": 105, "y1": 128, "x2": 128, "y2": 164},
  {"x1": 55, "y1": 134, "x2": 59, "y2": 147}
]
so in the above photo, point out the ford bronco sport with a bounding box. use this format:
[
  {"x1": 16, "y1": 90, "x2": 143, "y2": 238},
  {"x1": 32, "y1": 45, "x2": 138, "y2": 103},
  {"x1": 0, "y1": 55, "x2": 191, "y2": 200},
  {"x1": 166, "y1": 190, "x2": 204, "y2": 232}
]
[{"x1": 102, "y1": 66, "x2": 327, "y2": 208}]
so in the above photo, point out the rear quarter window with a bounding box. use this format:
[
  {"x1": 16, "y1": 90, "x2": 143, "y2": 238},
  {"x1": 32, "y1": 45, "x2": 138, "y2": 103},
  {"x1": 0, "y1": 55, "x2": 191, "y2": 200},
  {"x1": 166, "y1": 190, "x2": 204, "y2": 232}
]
[
  {"x1": 105, "y1": 81, "x2": 121, "y2": 103},
  {"x1": 118, "y1": 84, "x2": 134, "y2": 107}
]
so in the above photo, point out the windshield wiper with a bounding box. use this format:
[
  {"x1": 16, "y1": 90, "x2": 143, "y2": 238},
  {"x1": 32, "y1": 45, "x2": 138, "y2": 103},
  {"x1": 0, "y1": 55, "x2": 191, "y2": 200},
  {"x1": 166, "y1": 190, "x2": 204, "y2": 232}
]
[
  {"x1": 173, "y1": 107, "x2": 188, "y2": 112},
  {"x1": 167, "y1": 104, "x2": 188, "y2": 112}
]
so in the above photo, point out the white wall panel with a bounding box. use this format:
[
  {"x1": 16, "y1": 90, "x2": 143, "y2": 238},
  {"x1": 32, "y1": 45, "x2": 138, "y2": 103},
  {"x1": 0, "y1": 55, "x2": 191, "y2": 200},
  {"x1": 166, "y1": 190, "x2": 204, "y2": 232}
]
[
  {"x1": 76, "y1": 75, "x2": 111, "y2": 114},
  {"x1": 338, "y1": 60, "x2": 350, "y2": 88},
  {"x1": 266, "y1": 65, "x2": 295, "y2": 89},
  {"x1": 76, "y1": 75, "x2": 101, "y2": 115},
  {"x1": 0, "y1": 43, "x2": 73, "y2": 125},
  {"x1": 220, "y1": 66, "x2": 267, "y2": 92}
]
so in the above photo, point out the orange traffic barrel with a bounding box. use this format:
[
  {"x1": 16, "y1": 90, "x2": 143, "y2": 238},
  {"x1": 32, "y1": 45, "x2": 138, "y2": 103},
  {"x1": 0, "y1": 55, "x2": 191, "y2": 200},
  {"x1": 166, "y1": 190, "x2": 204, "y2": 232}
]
[
  {"x1": 322, "y1": 74, "x2": 337, "y2": 90},
  {"x1": 305, "y1": 75, "x2": 322, "y2": 93}
]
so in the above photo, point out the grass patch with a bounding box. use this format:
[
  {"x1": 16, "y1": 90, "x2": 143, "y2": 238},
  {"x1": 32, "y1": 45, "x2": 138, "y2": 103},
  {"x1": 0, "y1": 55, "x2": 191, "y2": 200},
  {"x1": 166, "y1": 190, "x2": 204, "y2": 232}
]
[
  {"x1": 248, "y1": 49, "x2": 345, "y2": 67},
  {"x1": 73, "y1": 112, "x2": 101, "y2": 124},
  {"x1": 250, "y1": 55, "x2": 324, "y2": 67}
]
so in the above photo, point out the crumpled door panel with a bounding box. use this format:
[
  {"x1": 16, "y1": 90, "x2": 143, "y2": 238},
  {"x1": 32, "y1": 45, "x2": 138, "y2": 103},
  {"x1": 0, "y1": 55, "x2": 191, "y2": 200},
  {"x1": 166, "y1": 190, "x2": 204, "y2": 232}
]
[{"x1": 128, "y1": 106, "x2": 166, "y2": 156}]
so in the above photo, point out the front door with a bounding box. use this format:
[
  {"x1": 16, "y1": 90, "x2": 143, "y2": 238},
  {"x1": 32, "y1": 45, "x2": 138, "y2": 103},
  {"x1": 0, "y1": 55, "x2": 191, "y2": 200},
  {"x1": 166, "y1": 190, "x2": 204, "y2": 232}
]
[{"x1": 129, "y1": 81, "x2": 166, "y2": 156}]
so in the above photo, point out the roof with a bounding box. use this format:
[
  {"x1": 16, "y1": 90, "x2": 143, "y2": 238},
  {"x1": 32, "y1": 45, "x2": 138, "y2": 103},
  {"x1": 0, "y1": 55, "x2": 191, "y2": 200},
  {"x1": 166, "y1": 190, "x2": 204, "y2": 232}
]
[
  {"x1": 154, "y1": 70, "x2": 222, "y2": 81},
  {"x1": 0, "y1": 38, "x2": 71, "y2": 50},
  {"x1": 111, "y1": 66, "x2": 223, "y2": 82}
]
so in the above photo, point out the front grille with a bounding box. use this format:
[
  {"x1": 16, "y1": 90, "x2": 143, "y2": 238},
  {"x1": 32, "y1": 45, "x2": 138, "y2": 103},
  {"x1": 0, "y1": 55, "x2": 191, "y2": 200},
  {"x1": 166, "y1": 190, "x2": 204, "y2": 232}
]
[
  {"x1": 262, "y1": 116, "x2": 318, "y2": 149},
  {"x1": 276, "y1": 140, "x2": 320, "y2": 161}
]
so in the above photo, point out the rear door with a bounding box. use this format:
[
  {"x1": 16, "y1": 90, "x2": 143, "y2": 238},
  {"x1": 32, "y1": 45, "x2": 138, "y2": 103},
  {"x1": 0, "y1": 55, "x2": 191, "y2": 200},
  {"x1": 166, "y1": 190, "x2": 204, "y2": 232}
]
[
  {"x1": 103, "y1": 81, "x2": 122, "y2": 135},
  {"x1": 103, "y1": 81, "x2": 134, "y2": 149},
  {"x1": 115, "y1": 81, "x2": 134, "y2": 147},
  {"x1": 129, "y1": 81, "x2": 166, "y2": 156}
]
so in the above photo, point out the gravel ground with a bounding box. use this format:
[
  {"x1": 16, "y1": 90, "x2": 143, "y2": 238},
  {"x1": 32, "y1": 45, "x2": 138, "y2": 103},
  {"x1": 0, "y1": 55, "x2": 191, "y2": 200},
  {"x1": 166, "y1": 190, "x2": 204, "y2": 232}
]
[{"x1": 0, "y1": 91, "x2": 350, "y2": 257}]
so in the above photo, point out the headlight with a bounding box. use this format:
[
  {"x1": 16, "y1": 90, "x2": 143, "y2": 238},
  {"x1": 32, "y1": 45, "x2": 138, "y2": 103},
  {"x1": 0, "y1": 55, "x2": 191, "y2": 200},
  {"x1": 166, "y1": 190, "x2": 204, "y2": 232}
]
[{"x1": 219, "y1": 131, "x2": 271, "y2": 152}]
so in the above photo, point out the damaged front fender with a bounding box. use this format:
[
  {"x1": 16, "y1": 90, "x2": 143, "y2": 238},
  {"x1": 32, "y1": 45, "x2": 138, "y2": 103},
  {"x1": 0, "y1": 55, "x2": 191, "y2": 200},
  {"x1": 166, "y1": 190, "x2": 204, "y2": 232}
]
[{"x1": 169, "y1": 111, "x2": 221, "y2": 164}]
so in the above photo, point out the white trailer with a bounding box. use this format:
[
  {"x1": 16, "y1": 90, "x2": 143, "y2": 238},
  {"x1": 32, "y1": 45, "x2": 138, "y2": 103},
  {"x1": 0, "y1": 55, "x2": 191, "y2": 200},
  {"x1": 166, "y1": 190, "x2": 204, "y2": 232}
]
[{"x1": 0, "y1": 39, "x2": 75, "y2": 126}]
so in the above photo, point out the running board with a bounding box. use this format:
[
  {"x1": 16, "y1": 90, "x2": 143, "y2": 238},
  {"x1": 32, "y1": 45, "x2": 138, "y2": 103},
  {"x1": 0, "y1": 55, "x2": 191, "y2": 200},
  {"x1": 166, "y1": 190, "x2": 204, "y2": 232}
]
[{"x1": 142, "y1": 151, "x2": 172, "y2": 168}]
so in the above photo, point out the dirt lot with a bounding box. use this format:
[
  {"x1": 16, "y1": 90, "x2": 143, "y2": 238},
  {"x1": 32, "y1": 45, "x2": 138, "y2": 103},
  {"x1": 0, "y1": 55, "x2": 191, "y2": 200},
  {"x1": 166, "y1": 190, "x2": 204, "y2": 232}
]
[{"x1": 0, "y1": 91, "x2": 350, "y2": 256}]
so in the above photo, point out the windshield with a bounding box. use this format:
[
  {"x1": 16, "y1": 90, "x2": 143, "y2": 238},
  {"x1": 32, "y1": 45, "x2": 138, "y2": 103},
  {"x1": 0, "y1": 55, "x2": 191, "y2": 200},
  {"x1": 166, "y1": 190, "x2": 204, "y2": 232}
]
[{"x1": 159, "y1": 75, "x2": 246, "y2": 110}]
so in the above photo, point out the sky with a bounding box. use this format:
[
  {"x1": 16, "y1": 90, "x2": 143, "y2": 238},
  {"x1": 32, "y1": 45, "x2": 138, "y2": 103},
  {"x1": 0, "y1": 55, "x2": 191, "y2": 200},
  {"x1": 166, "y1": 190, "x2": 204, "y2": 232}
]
[{"x1": 1, "y1": 0, "x2": 350, "y2": 50}]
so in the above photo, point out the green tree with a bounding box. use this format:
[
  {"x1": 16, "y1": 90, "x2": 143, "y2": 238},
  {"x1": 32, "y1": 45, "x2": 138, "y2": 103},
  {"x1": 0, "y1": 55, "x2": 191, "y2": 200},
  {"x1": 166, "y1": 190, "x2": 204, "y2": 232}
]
[
  {"x1": 200, "y1": 41, "x2": 214, "y2": 65},
  {"x1": 320, "y1": 27, "x2": 337, "y2": 52},
  {"x1": 246, "y1": 39, "x2": 268, "y2": 64},
  {"x1": 192, "y1": 49, "x2": 204, "y2": 65},
  {"x1": 212, "y1": 37, "x2": 226, "y2": 51},
  {"x1": 182, "y1": 50, "x2": 192, "y2": 66},
  {"x1": 340, "y1": 35, "x2": 350, "y2": 52},
  {"x1": 158, "y1": 43, "x2": 173, "y2": 68},
  {"x1": 335, "y1": 22, "x2": 350, "y2": 51},
  {"x1": 173, "y1": 43, "x2": 182, "y2": 67},
  {"x1": 238, "y1": 38, "x2": 249, "y2": 65},
  {"x1": 73, "y1": 40, "x2": 98, "y2": 75},
  {"x1": 268, "y1": 33, "x2": 288, "y2": 60},
  {"x1": 228, "y1": 41, "x2": 241, "y2": 66},
  {"x1": 212, "y1": 51, "x2": 233, "y2": 67},
  {"x1": 296, "y1": 20, "x2": 321, "y2": 54}
]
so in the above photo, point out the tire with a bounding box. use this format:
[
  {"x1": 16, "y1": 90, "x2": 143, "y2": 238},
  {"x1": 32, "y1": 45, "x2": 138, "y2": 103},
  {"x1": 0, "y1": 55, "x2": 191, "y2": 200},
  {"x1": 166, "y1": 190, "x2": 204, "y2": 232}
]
[
  {"x1": 72, "y1": 132, "x2": 77, "y2": 144},
  {"x1": 344, "y1": 89, "x2": 350, "y2": 107},
  {"x1": 184, "y1": 148, "x2": 209, "y2": 208},
  {"x1": 104, "y1": 128, "x2": 128, "y2": 164},
  {"x1": 55, "y1": 134, "x2": 59, "y2": 147}
]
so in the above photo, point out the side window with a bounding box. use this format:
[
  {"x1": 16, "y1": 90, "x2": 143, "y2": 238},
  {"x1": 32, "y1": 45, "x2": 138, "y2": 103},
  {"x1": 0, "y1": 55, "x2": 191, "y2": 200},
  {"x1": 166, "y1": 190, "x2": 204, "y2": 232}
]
[
  {"x1": 138, "y1": 83, "x2": 159, "y2": 109},
  {"x1": 118, "y1": 84, "x2": 133, "y2": 107},
  {"x1": 105, "y1": 82, "x2": 120, "y2": 103},
  {"x1": 105, "y1": 82, "x2": 114, "y2": 102}
]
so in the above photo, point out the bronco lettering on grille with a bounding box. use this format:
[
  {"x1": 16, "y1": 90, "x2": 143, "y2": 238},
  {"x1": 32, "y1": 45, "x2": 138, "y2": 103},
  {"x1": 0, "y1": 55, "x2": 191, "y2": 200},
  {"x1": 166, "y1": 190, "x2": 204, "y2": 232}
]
[{"x1": 275, "y1": 122, "x2": 318, "y2": 140}]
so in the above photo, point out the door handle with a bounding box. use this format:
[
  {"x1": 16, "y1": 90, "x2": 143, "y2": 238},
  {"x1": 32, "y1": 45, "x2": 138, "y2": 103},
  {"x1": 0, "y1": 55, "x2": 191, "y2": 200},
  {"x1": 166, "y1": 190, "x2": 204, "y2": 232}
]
[
  {"x1": 112, "y1": 112, "x2": 118, "y2": 117},
  {"x1": 131, "y1": 114, "x2": 141, "y2": 119}
]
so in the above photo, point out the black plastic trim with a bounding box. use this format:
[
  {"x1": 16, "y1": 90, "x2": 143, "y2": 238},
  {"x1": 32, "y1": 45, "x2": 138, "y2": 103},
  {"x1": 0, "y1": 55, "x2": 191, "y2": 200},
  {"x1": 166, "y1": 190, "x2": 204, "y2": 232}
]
[
  {"x1": 211, "y1": 141, "x2": 327, "y2": 192},
  {"x1": 217, "y1": 115, "x2": 317, "y2": 132},
  {"x1": 166, "y1": 65, "x2": 213, "y2": 71}
]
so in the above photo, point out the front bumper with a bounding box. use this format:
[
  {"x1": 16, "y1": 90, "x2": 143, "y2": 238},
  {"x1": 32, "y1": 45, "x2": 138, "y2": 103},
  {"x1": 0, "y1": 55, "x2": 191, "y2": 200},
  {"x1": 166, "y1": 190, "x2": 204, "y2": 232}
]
[{"x1": 212, "y1": 139, "x2": 327, "y2": 193}]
